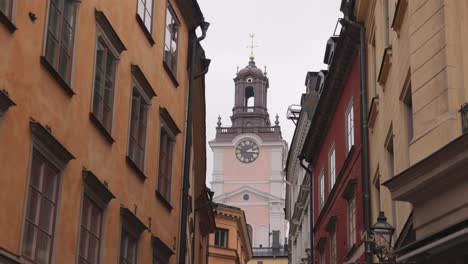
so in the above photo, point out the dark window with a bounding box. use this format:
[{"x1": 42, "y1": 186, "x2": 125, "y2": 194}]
[
  {"x1": 157, "y1": 127, "x2": 175, "y2": 201},
  {"x1": 152, "y1": 238, "x2": 173, "y2": 264},
  {"x1": 44, "y1": 0, "x2": 78, "y2": 83},
  {"x1": 247, "y1": 224, "x2": 253, "y2": 245},
  {"x1": 214, "y1": 228, "x2": 228, "y2": 248},
  {"x1": 78, "y1": 195, "x2": 103, "y2": 264},
  {"x1": 347, "y1": 195, "x2": 356, "y2": 249},
  {"x1": 128, "y1": 86, "x2": 149, "y2": 170},
  {"x1": 92, "y1": 38, "x2": 117, "y2": 132},
  {"x1": 120, "y1": 230, "x2": 138, "y2": 264},
  {"x1": 22, "y1": 150, "x2": 60, "y2": 264},
  {"x1": 403, "y1": 86, "x2": 413, "y2": 143},
  {"x1": 0, "y1": 0, "x2": 13, "y2": 18},
  {"x1": 137, "y1": 0, "x2": 153, "y2": 33},
  {"x1": 163, "y1": 4, "x2": 179, "y2": 74},
  {"x1": 330, "y1": 224, "x2": 337, "y2": 264}
]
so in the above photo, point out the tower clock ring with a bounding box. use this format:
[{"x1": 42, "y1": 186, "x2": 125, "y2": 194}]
[{"x1": 235, "y1": 140, "x2": 260, "y2": 163}]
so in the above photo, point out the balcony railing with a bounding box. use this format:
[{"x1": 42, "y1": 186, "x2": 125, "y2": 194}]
[{"x1": 252, "y1": 246, "x2": 288, "y2": 257}]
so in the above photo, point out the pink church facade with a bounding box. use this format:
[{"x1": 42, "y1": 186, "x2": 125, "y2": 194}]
[{"x1": 210, "y1": 57, "x2": 288, "y2": 251}]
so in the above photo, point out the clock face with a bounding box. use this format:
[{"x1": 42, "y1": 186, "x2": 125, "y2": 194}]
[{"x1": 235, "y1": 140, "x2": 260, "y2": 163}]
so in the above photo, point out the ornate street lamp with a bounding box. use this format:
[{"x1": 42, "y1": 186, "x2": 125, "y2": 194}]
[{"x1": 370, "y1": 211, "x2": 396, "y2": 263}]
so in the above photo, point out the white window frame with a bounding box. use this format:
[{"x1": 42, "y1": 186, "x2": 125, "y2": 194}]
[
  {"x1": 328, "y1": 143, "x2": 336, "y2": 190},
  {"x1": 319, "y1": 170, "x2": 325, "y2": 210},
  {"x1": 345, "y1": 99, "x2": 355, "y2": 153}
]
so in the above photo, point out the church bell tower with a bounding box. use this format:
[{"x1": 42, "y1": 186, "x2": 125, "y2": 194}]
[{"x1": 210, "y1": 38, "x2": 288, "y2": 248}]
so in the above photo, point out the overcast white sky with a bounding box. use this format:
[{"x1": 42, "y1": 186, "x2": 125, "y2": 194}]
[{"x1": 197, "y1": 0, "x2": 343, "y2": 183}]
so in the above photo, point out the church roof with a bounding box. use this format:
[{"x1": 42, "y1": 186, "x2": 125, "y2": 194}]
[{"x1": 236, "y1": 59, "x2": 265, "y2": 78}]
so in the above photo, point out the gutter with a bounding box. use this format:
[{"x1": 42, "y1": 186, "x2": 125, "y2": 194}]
[
  {"x1": 342, "y1": 14, "x2": 372, "y2": 264},
  {"x1": 178, "y1": 20, "x2": 210, "y2": 264},
  {"x1": 299, "y1": 155, "x2": 313, "y2": 264}
]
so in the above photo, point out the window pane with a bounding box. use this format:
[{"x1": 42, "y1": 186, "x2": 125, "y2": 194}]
[
  {"x1": 61, "y1": 23, "x2": 74, "y2": 53},
  {"x1": 63, "y1": 0, "x2": 75, "y2": 24},
  {"x1": 144, "y1": 11, "x2": 152, "y2": 31},
  {"x1": 22, "y1": 223, "x2": 37, "y2": 259},
  {"x1": 36, "y1": 231, "x2": 52, "y2": 264},
  {"x1": 137, "y1": 0, "x2": 145, "y2": 19},
  {"x1": 0, "y1": 0, "x2": 11, "y2": 18},
  {"x1": 47, "y1": 4, "x2": 60, "y2": 37},
  {"x1": 58, "y1": 48, "x2": 71, "y2": 81},
  {"x1": 45, "y1": 34, "x2": 59, "y2": 66},
  {"x1": 88, "y1": 236, "x2": 99, "y2": 263},
  {"x1": 43, "y1": 164, "x2": 58, "y2": 201},
  {"x1": 30, "y1": 153, "x2": 43, "y2": 189},
  {"x1": 79, "y1": 228, "x2": 89, "y2": 259},
  {"x1": 90, "y1": 204, "x2": 102, "y2": 235},
  {"x1": 39, "y1": 198, "x2": 55, "y2": 234},
  {"x1": 26, "y1": 189, "x2": 41, "y2": 224},
  {"x1": 146, "y1": 0, "x2": 153, "y2": 10}
]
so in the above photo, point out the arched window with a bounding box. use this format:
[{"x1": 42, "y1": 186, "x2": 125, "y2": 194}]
[
  {"x1": 245, "y1": 87, "x2": 254, "y2": 111},
  {"x1": 247, "y1": 224, "x2": 253, "y2": 245}
]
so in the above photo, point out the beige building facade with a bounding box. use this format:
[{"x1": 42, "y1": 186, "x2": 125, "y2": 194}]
[{"x1": 354, "y1": 0, "x2": 468, "y2": 262}]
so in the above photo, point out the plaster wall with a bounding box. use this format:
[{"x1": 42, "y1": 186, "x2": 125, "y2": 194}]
[{"x1": 0, "y1": 0, "x2": 192, "y2": 263}]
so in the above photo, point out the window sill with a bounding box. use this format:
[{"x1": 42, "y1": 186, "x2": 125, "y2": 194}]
[
  {"x1": 163, "y1": 61, "x2": 179, "y2": 88},
  {"x1": 89, "y1": 113, "x2": 114, "y2": 144},
  {"x1": 0, "y1": 10, "x2": 17, "y2": 33},
  {"x1": 135, "y1": 14, "x2": 155, "y2": 46},
  {"x1": 40, "y1": 56, "x2": 75, "y2": 97},
  {"x1": 156, "y1": 190, "x2": 173, "y2": 211},
  {"x1": 126, "y1": 156, "x2": 147, "y2": 180}
]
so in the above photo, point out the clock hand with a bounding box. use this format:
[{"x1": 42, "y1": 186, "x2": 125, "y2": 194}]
[{"x1": 246, "y1": 149, "x2": 259, "y2": 153}]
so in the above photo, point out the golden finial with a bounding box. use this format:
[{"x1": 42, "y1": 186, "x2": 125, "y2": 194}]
[{"x1": 247, "y1": 33, "x2": 259, "y2": 61}]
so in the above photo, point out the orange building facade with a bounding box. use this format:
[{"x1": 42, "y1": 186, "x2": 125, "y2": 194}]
[{"x1": 0, "y1": 0, "x2": 210, "y2": 263}]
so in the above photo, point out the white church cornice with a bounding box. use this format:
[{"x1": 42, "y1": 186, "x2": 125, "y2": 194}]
[{"x1": 213, "y1": 185, "x2": 284, "y2": 202}]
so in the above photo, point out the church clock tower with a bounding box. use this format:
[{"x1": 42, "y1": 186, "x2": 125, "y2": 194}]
[{"x1": 210, "y1": 50, "x2": 288, "y2": 248}]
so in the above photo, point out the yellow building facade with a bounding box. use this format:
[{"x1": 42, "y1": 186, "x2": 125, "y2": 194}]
[{"x1": 208, "y1": 204, "x2": 252, "y2": 264}]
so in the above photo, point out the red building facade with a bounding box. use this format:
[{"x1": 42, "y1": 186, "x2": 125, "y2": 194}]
[{"x1": 302, "y1": 23, "x2": 365, "y2": 264}]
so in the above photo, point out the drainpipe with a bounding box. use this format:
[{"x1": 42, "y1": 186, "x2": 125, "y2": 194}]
[
  {"x1": 178, "y1": 20, "x2": 210, "y2": 264},
  {"x1": 342, "y1": 15, "x2": 372, "y2": 264},
  {"x1": 299, "y1": 155, "x2": 313, "y2": 264}
]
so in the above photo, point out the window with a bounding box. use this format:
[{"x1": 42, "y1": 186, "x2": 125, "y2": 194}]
[
  {"x1": 157, "y1": 108, "x2": 180, "y2": 203},
  {"x1": 247, "y1": 225, "x2": 253, "y2": 245},
  {"x1": 127, "y1": 65, "x2": 156, "y2": 177},
  {"x1": 214, "y1": 228, "x2": 228, "y2": 248},
  {"x1": 137, "y1": 0, "x2": 153, "y2": 33},
  {"x1": 78, "y1": 195, "x2": 103, "y2": 264},
  {"x1": 44, "y1": 0, "x2": 79, "y2": 83},
  {"x1": 157, "y1": 127, "x2": 174, "y2": 200},
  {"x1": 345, "y1": 100, "x2": 354, "y2": 153},
  {"x1": 90, "y1": 11, "x2": 126, "y2": 141},
  {"x1": 347, "y1": 195, "x2": 356, "y2": 248},
  {"x1": 319, "y1": 170, "x2": 325, "y2": 210},
  {"x1": 128, "y1": 86, "x2": 149, "y2": 171},
  {"x1": 120, "y1": 207, "x2": 146, "y2": 264},
  {"x1": 403, "y1": 86, "x2": 413, "y2": 143},
  {"x1": 91, "y1": 38, "x2": 117, "y2": 133},
  {"x1": 330, "y1": 225, "x2": 337, "y2": 264},
  {"x1": 257, "y1": 262, "x2": 263, "y2": 264},
  {"x1": 384, "y1": 0, "x2": 390, "y2": 47},
  {"x1": 329, "y1": 144, "x2": 336, "y2": 190},
  {"x1": 120, "y1": 230, "x2": 138, "y2": 264},
  {"x1": 319, "y1": 248, "x2": 325, "y2": 264},
  {"x1": 152, "y1": 237, "x2": 173, "y2": 264},
  {"x1": 163, "y1": 4, "x2": 180, "y2": 74},
  {"x1": 0, "y1": 0, "x2": 13, "y2": 19},
  {"x1": 79, "y1": 169, "x2": 115, "y2": 264},
  {"x1": 22, "y1": 150, "x2": 60, "y2": 264}
]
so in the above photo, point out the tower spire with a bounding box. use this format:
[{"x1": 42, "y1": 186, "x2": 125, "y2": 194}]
[{"x1": 247, "y1": 33, "x2": 259, "y2": 61}]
